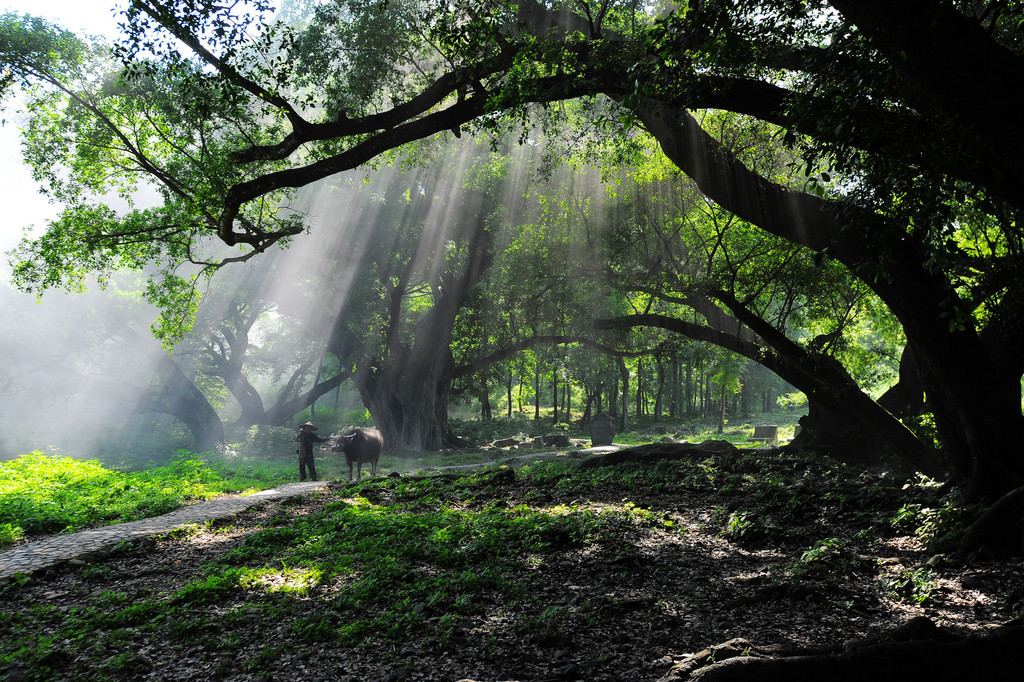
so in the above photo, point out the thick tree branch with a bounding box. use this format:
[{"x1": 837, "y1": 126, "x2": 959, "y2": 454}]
[
  {"x1": 453, "y1": 335, "x2": 658, "y2": 380},
  {"x1": 828, "y1": 0, "x2": 1024, "y2": 170},
  {"x1": 595, "y1": 311, "x2": 940, "y2": 475},
  {"x1": 634, "y1": 99, "x2": 850, "y2": 256}
]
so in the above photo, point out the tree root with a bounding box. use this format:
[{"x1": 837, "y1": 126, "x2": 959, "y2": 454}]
[
  {"x1": 578, "y1": 441, "x2": 742, "y2": 469},
  {"x1": 958, "y1": 483, "x2": 1024, "y2": 558},
  {"x1": 658, "y1": 617, "x2": 1023, "y2": 682}
]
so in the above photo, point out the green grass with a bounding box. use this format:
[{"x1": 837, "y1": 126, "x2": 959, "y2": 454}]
[
  {"x1": 0, "y1": 451, "x2": 300, "y2": 545},
  {"x1": 0, "y1": 466, "x2": 655, "y2": 676},
  {"x1": 159, "y1": 467, "x2": 651, "y2": 647},
  {"x1": 0, "y1": 410, "x2": 805, "y2": 548}
]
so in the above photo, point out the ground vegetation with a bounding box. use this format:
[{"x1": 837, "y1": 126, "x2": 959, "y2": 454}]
[{"x1": 2, "y1": 435, "x2": 1021, "y2": 681}]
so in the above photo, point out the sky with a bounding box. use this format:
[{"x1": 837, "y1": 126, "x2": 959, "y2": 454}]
[{"x1": 0, "y1": 1, "x2": 124, "y2": 253}]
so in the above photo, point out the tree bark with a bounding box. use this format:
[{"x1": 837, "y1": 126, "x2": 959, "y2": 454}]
[
  {"x1": 671, "y1": 618, "x2": 1024, "y2": 682},
  {"x1": 333, "y1": 190, "x2": 494, "y2": 452},
  {"x1": 552, "y1": 366, "x2": 559, "y2": 424},
  {"x1": 353, "y1": 344, "x2": 464, "y2": 453}
]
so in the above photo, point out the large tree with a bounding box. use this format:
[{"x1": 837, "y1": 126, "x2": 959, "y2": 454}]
[
  {"x1": 3, "y1": 1, "x2": 1022, "y2": 497},
  {"x1": 591, "y1": 117, "x2": 932, "y2": 471}
]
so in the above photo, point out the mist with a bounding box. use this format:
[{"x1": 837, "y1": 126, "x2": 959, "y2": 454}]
[{"x1": 0, "y1": 120, "x2": 622, "y2": 467}]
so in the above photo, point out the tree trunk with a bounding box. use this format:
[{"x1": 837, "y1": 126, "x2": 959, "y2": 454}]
[
  {"x1": 565, "y1": 379, "x2": 571, "y2": 423},
  {"x1": 507, "y1": 373, "x2": 513, "y2": 418},
  {"x1": 635, "y1": 98, "x2": 1024, "y2": 499},
  {"x1": 517, "y1": 372, "x2": 524, "y2": 413},
  {"x1": 309, "y1": 358, "x2": 323, "y2": 421},
  {"x1": 877, "y1": 272, "x2": 1024, "y2": 499},
  {"x1": 596, "y1": 310, "x2": 943, "y2": 477},
  {"x1": 619, "y1": 358, "x2": 630, "y2": 432},
  {"x1": 653, "y1": 360, "x2": 665, "y2": 419},
  {"x1": 136, "y1": 357, "x2": 224, "y2": 452},
  {"x1": 685, "y1": 361, "x2": 693, "y2": 415},
  {"x1": 534, "y1": 362, "x2": 541, "y2": 420},
  {"x1": 635, "y1": 357, "x2": 643, "y2": 417},
  {"x1": 479, "y1": 379, "x2": 492, "y2": 420},
  {"x1": 333, "y1": 189, "x2": 493, "y2": 452},
  {"x1": 552, "y1": 367, "x2": 559, "y2": 424},
  {"x1": 790, "y1": 398, "x2": 890, "y2": 466},
  {"x1": 666, "y1": 618, "x2": 1024, "y2": 682},
  {"x1": 740, "y1": 365, "x2": 754, "y2": 419},
  {"x1": 717, "y1": 378, "x2": 727, "y2": 434},
  {"x1": 354, "y1": 345, "x2": 464, "y2": 453},
  {"x1": 581, "y1": 389, "x2": 596, "y2": 426},
  {"x1": 669, "y1": 357, "x2": 678, "y2": 418},
  {"x1": 703, "y1": 373, "x2": 711, "y2": 417}
]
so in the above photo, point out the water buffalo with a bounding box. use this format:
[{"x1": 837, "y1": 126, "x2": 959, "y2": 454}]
[{"x1": 330, "y1": 427, "x2": 383, "y2": 481}]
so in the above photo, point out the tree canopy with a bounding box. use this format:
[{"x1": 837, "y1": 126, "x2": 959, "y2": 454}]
[{"x1": 2, "y1": 1, "x2": 1023, "y2": 499}]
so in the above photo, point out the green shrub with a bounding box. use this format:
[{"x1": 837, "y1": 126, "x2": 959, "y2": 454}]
[
  {"x1": 770, "y1": 538, "x2": 869, "y2": 592},
  {"x1": 881, "y1": 567, "x2": 935, "y2": 605}
]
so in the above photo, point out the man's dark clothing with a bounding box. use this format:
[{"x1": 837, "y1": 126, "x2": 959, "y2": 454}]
[{"x1": 297, "y1": 429, "x2": 327, "y2": 481}]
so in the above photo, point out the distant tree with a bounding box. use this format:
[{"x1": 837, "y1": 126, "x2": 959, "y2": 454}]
[
  {"x1": 183, "y1": 263, "x2": 346, "y2": 429},
  {"x1": 0, "y1": 275, "x2": 222, "y2": 456}
]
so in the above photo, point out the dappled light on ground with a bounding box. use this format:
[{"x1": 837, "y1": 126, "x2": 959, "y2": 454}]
[{"x1": 3, "y1": 449, "x2": 1021, "y2": 680}]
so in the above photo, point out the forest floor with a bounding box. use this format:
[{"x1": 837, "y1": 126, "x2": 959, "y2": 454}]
[{"x1": 2, "y1": 444, "x2": 1023, "y2": 682}]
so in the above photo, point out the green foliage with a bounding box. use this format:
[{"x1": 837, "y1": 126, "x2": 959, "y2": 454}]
[
  {"x1": 235, "y1": 426, "x2": 297, "y2": 458},
  {"x1": 881, "y1": 567, "x2": 936, "y2": 606},
  {"x1": 889, "y1": 496, "x2": 965, "y2": 553},
  {"x1": 724, "y1": 510, "x2": 753, "y2": 540},
  {"x1": 0, "y1": 523, "x2": 24, "y2": 546},
  {"x1": 0, "y1": 450, "x2": 308, "y2": 546},
  {"x1": 193, "y1": 473, "x2": 639, "y2": 645},
  {"x1": 0, "y1": 441, "x2": 987, "y2": 677},
  {"x1": 0, "y1": 452, "x2": 221, "y2": 542},
  {"x1": 791, "y1": 538, "x2": 862, "y2": 580},
  {"x1": 770, "y1": 537, "x2": 870, "y2": 596}
]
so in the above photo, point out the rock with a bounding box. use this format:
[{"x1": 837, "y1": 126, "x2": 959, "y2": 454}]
[
  {"x1": 691, "y1": 439, "x2": 739, "y2": 454},
  {"x1": 590, "y1": 413, "x2": 615, "y2": 446},
  {"x1": 542, "y1": 434, "x2": 571, "y2": 447},
  {"x1": 377, "y1": 667, "x2": 412, "y2": 682},
  {"x1": 489, "y1": 467, "x2": 516, "y2": 484},
  {"x1": 493, "y1": 437, "x2": 520, "y2": 448}
]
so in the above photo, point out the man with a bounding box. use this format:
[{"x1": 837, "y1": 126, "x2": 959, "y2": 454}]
[{"x1": 296, "y1": 421, "x2": 328, "y2": 481}]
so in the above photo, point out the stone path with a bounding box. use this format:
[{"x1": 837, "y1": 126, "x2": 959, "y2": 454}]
[{"x1": 0, "y1": 480, "x2": 329, "y2": 582}]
